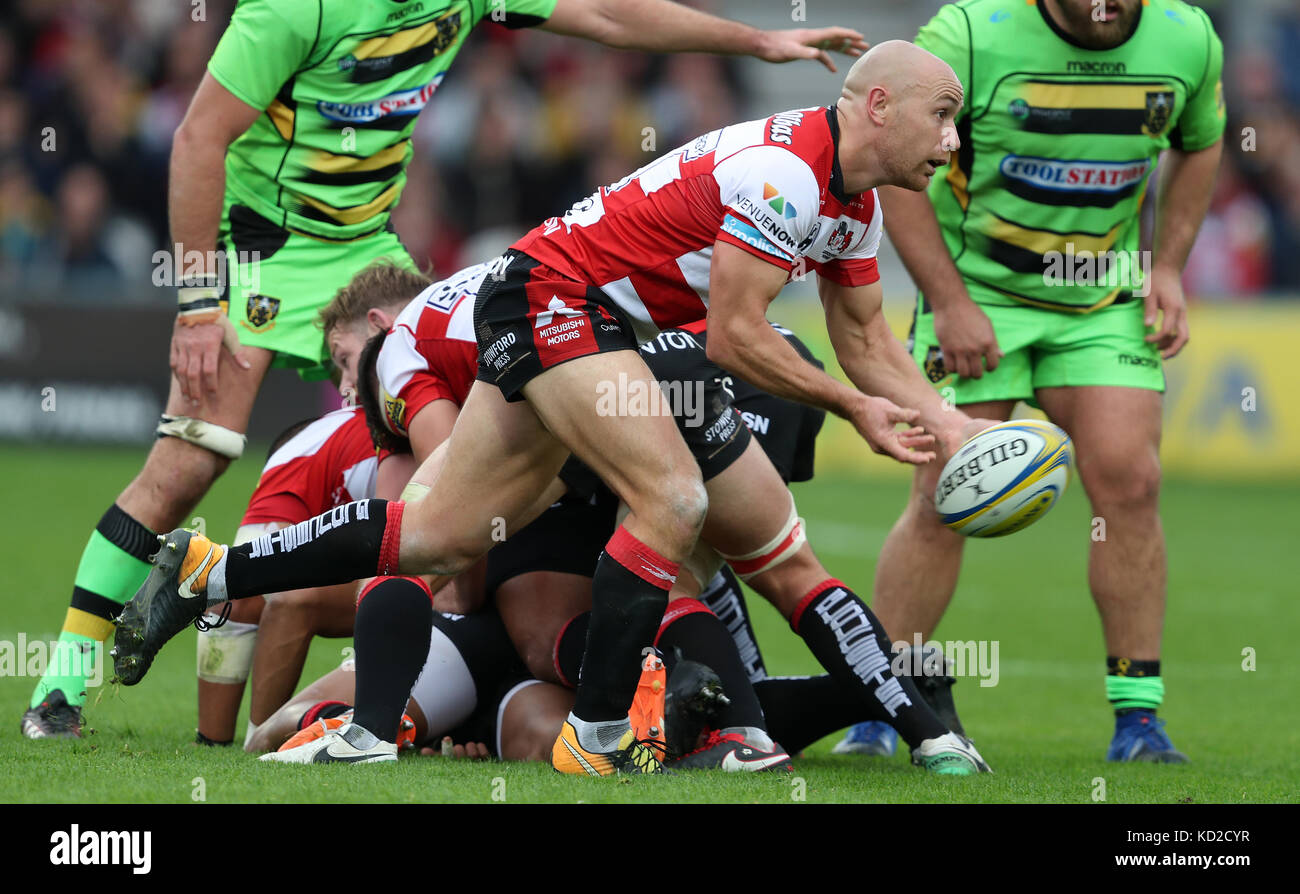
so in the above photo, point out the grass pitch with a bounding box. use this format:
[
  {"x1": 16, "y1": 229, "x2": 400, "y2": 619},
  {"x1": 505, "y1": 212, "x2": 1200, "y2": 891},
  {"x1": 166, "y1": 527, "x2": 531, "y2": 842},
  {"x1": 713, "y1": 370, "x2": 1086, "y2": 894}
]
[{"x1": 1, "y1": 444, "x2": 1296, "y2": 804}]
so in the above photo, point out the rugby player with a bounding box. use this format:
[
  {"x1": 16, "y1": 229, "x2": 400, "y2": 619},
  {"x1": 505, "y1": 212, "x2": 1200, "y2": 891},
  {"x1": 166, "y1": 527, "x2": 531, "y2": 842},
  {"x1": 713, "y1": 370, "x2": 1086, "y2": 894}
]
[
  {"x1": 115, "y1": 41, "x2": 986, "y2": 776},
  {"x1": 23, "y1": 0, "x2": 870, "y2": 738},
  {"x1": 196, "y1": 266, "x2": 430, "y2": 747},
  {"x1": 280, "y1": 258, "x2": 988, "y2": 771},
  {"x1": 839, "y1": 0, "x2": 1224, "y2": 761}
]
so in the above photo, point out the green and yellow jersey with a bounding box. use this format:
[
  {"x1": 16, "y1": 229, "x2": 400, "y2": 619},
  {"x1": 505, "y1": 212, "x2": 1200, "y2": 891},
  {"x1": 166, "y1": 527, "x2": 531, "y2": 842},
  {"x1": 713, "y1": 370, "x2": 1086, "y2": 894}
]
[
  {"x1": 917, "y1": 0, "x2": 1225, "y2": 312},
  {"x1": 209, "y1": 0, "x2": 557, "y2": 243}
]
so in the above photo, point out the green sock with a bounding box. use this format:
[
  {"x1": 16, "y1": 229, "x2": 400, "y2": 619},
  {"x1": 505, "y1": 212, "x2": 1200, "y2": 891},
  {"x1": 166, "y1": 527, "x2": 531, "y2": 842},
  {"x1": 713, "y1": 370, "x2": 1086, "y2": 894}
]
[
  {"x1": 1105, "y1": 657, "x2": 1164, "y2": 713},
  {"x1": 31, "y1": 506, "x2": 156, "y2": 709}
]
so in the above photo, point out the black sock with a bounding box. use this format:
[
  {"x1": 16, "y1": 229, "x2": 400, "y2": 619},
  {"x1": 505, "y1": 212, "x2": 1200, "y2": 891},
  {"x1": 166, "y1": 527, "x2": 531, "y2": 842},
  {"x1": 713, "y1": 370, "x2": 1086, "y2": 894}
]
[
  {"x1": 657, "y1": 602, "x2": 766, "y2": 731},
  {"x1": 696, "y1": 567, "x2": 767, "y2": 682},
  {"x1": 223, "y1": 499, "x2": 397, "y2": 600},
  {"x1": 754, "y1": 675, "x2": 864, "y2": 754},
  {"x1": 791, "y1": 580, "x2": 946, "y2": 748},
  {"x1": 351, "y1": 577, "x2": 433, "y2": 743},
  {"x1": 571, "y1": 530, "x2": 674, "y2": 723}
]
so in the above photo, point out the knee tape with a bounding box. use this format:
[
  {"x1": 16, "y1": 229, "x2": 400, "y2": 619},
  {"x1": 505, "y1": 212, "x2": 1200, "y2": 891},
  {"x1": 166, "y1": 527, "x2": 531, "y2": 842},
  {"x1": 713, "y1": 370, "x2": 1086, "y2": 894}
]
[
  {"x1": 400, "y1": 480, "x2": 431, "y2": 502},
  {"x1": 157, "y1": 415, "x2": 247, "y2": 460},
  {"x1": 195, "y1": 619, "x2": 258, "y2": 684},
  {"x1": 719, "y1": 495, "x2": 806, "y2": 582},
  {"x1": 680, "y1": 540, "x2": 725, "y2": 594}
]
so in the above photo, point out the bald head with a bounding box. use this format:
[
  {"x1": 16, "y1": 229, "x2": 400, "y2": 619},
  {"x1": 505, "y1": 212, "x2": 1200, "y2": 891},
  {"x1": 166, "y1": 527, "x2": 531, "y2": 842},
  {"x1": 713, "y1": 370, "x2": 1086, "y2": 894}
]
[
  {"x1": 833, "y1": 40, "x2": 964, "y2": 194},
  {"x1": 841, "y1": 40, "x2": 955, "y2": 105}
]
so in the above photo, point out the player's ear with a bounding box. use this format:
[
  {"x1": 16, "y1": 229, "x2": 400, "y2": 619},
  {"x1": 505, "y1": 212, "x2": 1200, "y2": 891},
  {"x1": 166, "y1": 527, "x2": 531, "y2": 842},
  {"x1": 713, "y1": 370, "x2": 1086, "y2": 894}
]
[
  {"x1": 367, "y1": 307, "x2": 393, "y2": 332},
  {"x1": 866, "y1": 85, "x2": 890, "y2": 126}
]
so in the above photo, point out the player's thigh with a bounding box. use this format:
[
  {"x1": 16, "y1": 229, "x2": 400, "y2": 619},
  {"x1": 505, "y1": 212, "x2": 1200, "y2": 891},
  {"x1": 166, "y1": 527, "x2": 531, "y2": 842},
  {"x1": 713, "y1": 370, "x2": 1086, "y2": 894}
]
[
  {"x1": 162, "y1": 343, "x2": 274, "y2": 428},
  {"x1": 496, "y1": 572, "x2": 593, "y2": 684},
  {"x1": 1035, "y1": 385, "x2": 1163, "y2": 505},
  {"x1": 911, "y1": 302, "x2": 1036, "y2": 400},
  {"x1": 399, "y1": 380, "x2": 569, "y2": 566},
  {"x1": 522, "y1": 350, "x2": 705, "y2": 539}
]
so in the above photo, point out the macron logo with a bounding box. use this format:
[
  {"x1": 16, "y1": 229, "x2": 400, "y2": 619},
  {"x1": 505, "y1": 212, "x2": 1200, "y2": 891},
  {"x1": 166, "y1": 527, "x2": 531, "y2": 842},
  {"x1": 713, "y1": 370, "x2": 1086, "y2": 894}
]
[
  {"x1": 50, "y1": 825, "x2": 151, "y2": 874},
  {"x1": 535, "y1": 295, "x2": 584, "y2": 328}
]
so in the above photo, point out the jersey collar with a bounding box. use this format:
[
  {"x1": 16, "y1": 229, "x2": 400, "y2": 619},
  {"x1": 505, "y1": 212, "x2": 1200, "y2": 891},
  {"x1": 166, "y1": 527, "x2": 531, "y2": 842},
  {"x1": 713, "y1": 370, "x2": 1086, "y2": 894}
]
[
  {"x1": 1036, "y1": 0, "x2": 1143, "y2": 51},
  {"x1": 824, "y1": 105, "x2": 854, "y2": 206}
]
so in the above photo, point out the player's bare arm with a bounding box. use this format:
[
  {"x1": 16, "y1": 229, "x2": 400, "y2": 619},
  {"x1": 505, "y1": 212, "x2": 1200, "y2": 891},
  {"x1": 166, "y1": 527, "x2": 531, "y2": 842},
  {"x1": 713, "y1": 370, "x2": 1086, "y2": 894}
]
[
  {"x1": 168, "y1": 73, "x2": 263, "y2": 403},
  {"x1": 879, "y1": 185, "x2": 1001, "y2": 381},
  {"x1": 540, "y1": 0, "x2": 868, "y2": 72},
  {"x1": 407, "y1": 401, "x2": 461, "y2": 466},
  {"x1": 705, "y1": 241, "x2": 934, "y2": 465},
  {"x1": 1146, "y1": 138, "x2": 1224, "y2": 359},
  {"x1": 818, "y1": 276, "x2": 976, "y2": 456}
]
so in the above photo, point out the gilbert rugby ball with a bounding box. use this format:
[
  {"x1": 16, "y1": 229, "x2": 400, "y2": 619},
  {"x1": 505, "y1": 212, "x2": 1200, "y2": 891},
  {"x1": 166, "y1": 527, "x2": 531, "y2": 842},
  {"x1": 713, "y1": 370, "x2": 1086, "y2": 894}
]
[{"x1": 935, "y1": 419, "x2": 1072, "y2": 537}]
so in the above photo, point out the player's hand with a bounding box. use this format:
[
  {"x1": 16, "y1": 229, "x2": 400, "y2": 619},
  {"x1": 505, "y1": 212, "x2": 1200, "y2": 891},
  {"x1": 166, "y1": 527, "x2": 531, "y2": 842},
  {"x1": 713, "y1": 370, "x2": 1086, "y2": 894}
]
[
  {"x1": 170, "y1": 315, "x2": 251, "y2": 406},
  {"x1": 933, "y1": 296, "x2": 1002, "y2": 380},
  {"x1": 1143, "y1": 265, "x2": 1190, "y2": 360},
  {"x1": 419, "y1": 736, "x2": 490, "y2": 760},
  {"x1": 848, "y1": 395, "x2": 936, "y2": 465},
  {"x1": 946, "y1": 416, "x2": 1003, "y2": 457},
  {"x1": 755, "y1": 27, "x2": 868, "y2": 73}
]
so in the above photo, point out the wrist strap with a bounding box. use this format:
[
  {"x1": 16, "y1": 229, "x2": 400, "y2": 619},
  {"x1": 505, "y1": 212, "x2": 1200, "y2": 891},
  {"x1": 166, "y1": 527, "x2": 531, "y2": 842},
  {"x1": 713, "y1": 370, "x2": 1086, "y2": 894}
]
[{"x1": 178, "y1": 274, "x2": 223, "y2": 325}]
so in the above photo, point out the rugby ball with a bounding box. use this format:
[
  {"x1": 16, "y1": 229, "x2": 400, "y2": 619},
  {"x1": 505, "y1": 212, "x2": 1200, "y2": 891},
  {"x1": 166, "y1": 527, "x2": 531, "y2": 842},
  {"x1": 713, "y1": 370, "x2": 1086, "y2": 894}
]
[{"x1": 934, "y1": 419, "x2": 1072, "y2": 537}]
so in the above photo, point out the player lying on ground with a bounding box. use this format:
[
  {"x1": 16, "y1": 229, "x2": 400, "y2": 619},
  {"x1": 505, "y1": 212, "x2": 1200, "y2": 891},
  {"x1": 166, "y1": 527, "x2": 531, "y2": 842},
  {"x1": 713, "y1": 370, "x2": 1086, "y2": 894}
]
[
  {"x1": 21, "y1": 0, "x2": 870, "y2": 739},
  {"x1": 115, "y1": 42, "x2": 986, "y2": 776}
]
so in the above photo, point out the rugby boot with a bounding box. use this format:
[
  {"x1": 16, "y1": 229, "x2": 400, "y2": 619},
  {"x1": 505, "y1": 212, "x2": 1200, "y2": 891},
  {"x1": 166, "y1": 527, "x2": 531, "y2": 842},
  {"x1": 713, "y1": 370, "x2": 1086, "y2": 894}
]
[
  {"x1": 831, "y1": 721, "x2": 898, "y2": 757},
  {"x1": 662, "y1": 655, "x2": 730, "y2": 760},
  {"x1": 671, "y1": 728, "x2": 793, "y2": 772},
  {"x1": 551, "y1": 719, "x2": 665, "y2": 775},
  {"x1": 627, "y1": 647, "x2": 667, "y2": 753},
  {"x1": 1106, "y1": 710, "x2": 1188, "y2": 763},
  {"x1": 21, "y1": 689, "x2": 83, "y2": 739},
  {"x1": 911, "y1": 732, "x2": 993, "y2": 776},
  {"x1": 111, "y1": 529, "x2": 224, "y2": 685},
  {"x1": 261, "y1": 722, "x2": 397, "y2": 764}
]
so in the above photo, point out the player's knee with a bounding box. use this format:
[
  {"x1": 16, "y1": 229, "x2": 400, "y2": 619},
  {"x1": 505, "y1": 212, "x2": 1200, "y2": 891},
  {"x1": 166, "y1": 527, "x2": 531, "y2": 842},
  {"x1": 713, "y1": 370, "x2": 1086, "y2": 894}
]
[
  {"x1": 662, "y1": 472, "x2": 709, "y2": 544},
  {"x1": 1087, "y1": 452, "x2": 1161, "y2": 511}
]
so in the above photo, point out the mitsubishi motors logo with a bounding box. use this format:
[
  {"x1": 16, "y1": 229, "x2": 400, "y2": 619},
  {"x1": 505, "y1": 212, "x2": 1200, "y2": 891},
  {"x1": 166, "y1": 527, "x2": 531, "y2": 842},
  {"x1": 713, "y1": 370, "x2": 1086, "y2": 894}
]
[{"x1": 535, "y1": 295, "x2": 584, "y2": 328}]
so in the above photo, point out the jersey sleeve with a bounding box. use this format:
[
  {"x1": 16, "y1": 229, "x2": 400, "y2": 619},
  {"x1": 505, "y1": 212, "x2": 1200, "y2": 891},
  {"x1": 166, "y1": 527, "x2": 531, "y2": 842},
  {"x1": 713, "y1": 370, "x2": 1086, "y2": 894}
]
[
  {"x1": 484, "y1": 0, "x2": 558, "y2": 29},
  {"x1": 208, "y1": 0, "x2": 320, "y2": 111},
  {"x1": 813, "y1": 189, "x2": 883, "y2": 287},
  {"x1": 1169, "y1": 8, "x2": 1227, "y2": 152},
  {"x1": 713, "y1": 145, "x2": 822, "y2": 273},
  {"x1": 915, "y1": 4, "x2": 972, "y2": 120},
  {"x1": 240, "y1": 461, "x2": 314, "y2": 526},
  {"x1": 375, "y1": 326, "x2": 472, "y2": 436}
]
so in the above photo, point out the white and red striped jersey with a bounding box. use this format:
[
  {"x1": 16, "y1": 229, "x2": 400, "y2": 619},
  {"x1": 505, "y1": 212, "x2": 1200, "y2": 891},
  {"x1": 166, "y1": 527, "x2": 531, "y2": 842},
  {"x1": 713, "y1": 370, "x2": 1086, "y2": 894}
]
[
  {"x1": 513, "y1": 105, "x2": 883, "y2": 341},
  {"x1": 375, "y1": 262, "x2": 486, "y2": 436},
  {"x1": 241, "y1": 407, "x2": 381, "y2": 526}
]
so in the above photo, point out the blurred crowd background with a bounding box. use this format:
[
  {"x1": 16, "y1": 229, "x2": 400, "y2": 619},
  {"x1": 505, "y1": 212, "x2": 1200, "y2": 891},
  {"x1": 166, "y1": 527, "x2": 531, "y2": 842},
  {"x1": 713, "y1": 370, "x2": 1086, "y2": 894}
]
[{"x1": 1, "y1": 0, "x2": 1298, "y2": 301}]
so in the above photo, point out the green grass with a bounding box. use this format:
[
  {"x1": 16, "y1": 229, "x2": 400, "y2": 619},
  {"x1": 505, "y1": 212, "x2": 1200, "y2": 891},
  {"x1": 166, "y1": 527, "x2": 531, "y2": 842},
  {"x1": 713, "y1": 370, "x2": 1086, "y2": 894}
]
[{"x1": 1, "y1": 444, "x2": 1296, "y2": 803}]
